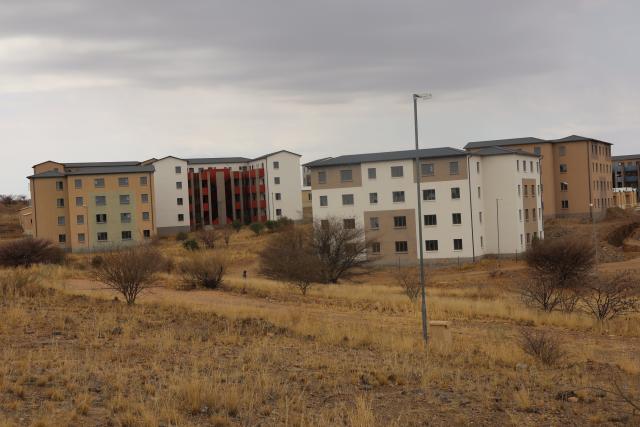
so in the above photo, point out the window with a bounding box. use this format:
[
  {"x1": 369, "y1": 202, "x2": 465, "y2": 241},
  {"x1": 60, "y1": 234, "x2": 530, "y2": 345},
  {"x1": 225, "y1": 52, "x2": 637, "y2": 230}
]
[
  {"x1": 141, "y1": 193, "x2": 149, "y2": 203},
  {"x1": 532, "y1": 208, "x2": 537, "y2": 221},
  {"x1": 368, "y1": 168, "x2": 377, "y2": 179},
  {"x1": 76, "y1": 215, "x2": 84, "y2": 225},
  {"x1": 421, "y1": 163, "x2": 434, "y2": 176},
  {"x1": 178, "y1": 214, "x2": 184, "y2": 222},
  {"x1": 143, "y1": 230, "x2": 151, "y2": 238},
  {"x1": 320, "y1": 219, "x2": 329, "y2": 229},
  {"x1": 319, "y1": 195, "x2": 328, "y2": 207},
  {"x1": 516, "y1": 160, "x2": 520, "y2": 171},
  {"x1": 177, "y1": 197, "x2": 183, "y2": 205},
  {"x1": 452, "y1": 213, "x2": 462, "y2": 225},
  {"x1": 393, "y1": 216, "x2": 407, "y2": 228},
  {"x1": 369, "y1": 217, "x2": 379, "y2": 229},
  {"x1": 175, "y1": 166, "x2": 182, "y2": 174},
  {"x1": 121, "y1": 212, "x2": 131, "y2": 223},
  {"x1": 343, "y1": 218, "x2": 356, "y2": 229},
  {"x1": 480, "y1": 236, "x2": 484, "y2": 248},
  {"x1": 342, "y1": 194, "x2": 354, "y2": 205},
  {"x1": 523, "y1": 161, "x2": 527, "y2": 172},
  {"x1": 559, "y1": 146, "x2": 566, "y2": 156},
  {"x1": 276, "y1": 208, "x2": 282, "y2": 216},
  {"x1": 451, "y1": 187, "x2": 460, "y2": 199},
  {"x1": 274, "y1": 177, "x2": 280, "y2": 184},
  {"x1": 275, "y1": 193, "x2": 281, "y2": 201},
  {"x1": 119, "y1": 195, "x2": 130, "y2": 205},
  {"x1": 57, "y1": 216, "x2": 65, "y2": 226},
  {"x1": 118, "y1": 177, "x2": 129, "y2": 187},
  {"x1": 395, "y1": 241, "x2": 408, "y2": 253},
  {"x1": 369, "y1": 192, "x2": 378, "y2": 204},
  {"x1": 526, "y1": 233, "x2": 531, "y2": 244},
  {"x1": 56, "y1": 198, "x2": 65, "y2": 207},
  {"x1": 561, "y1": 200, "x2": 569, "y2": 209},
  {"x1": 453, "y1": 239, "x2": 463, "y2": 251},
  {"x1": 95, "y1": 195, "x2": 106, "y2": 206},
  {"x1": 97, "y1": 232, "x2": 108, "y2": 241},
  {"x1": 519, "y1": 209, "x2": 522, "y2": 221},
  {"x1": 560, "y1": 182, "x2": 568, "y2": 192},
  {"x1": 94, "y1": 178, "x2": 105, "y2": 188},
  {"x1": 273, "y1": 161, "x2": 280, "y2": 169},
  {"x1": 74, "y1": 179, "x2": 82, "y2": 189},
  {"x1": 525, "y1": 209, "x2": 529, "y2": 222},
  {"x1": 371, "y1": 242, "x2": 381, "y2": 253},
  {"x1": 176, "y1": 181, "x2": 183, "y2": 189},
  {"x1": 75, "y1": 196, "x2": 83, "y2": 207},
  {"x1": 56, "y1": 181, "x2": 64, "y2": 191},
  {"x1": 391, "y1": 166, "x2": 404, "y2": 178},
  {"x1": 340, "y1": 169, "x2": 353, "y2": 182},
  {"x1": 140, "y1": 176, "x2": 148, "y2": 186},
  {"x1": 318, "y1": 171, "x2": 326, "y2": 184},
  {"x1": 142, "y1": 212, "x2": 150, "y2": 221},
  {"x1": 560, "y1": 164, "x2": 568, "y2": 173},
  {"x1": 78, "y1": 233, "x2": 85, "y2": 243},
  {"x1": 423, "y1": 189, "x2": 436, "y2": 201},
  {"x1": 425, "y1": 240, "x2": 438, "y2": 251},
  {"x1": 536, "y1": 162, "x2": 539, "y2": 173},
  {"x1": 392, "y1": 191, "x2": 405, "y2": 203},
  {"x1": 477, "y1": 186, "x2": 481, "y2": 199},
  {"x1": 479, "y1": 211, "x2": 483, "y2": 223},
  {"x1": 520, "y1": 234, "x2": 524, "y2": 245},
  {"x1": 121, "y1": 231, "x2": 132, "y2": 240},
  {"x1": 530, "y1": 161, "x2": 533, "y2": 171},
  {"x1": 533, "y1": 147, "x2": 541, "y2": 155},
  {"x1": 58, "y1": 234, "x2": 66, "y2": 243},
  {"x1": 524, "y1": 185, "x2": 528, "y2": 197},
  {"x1": 449, "y1": 161, "x2": 459, "y2": 175},
  {"x1": 424, "y1": 214, "x2": 437, "y2": 226},
  {"x1": 518, "y1": 184, "x2": 521, "y2": 196}
]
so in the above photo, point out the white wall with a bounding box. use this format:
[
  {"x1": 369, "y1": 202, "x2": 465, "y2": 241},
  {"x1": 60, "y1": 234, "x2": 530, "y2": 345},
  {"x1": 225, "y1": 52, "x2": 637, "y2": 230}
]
[
  {"x1": 152, "y1": 157, "x2": 190, "y2": 232},
  {"x1": 257, "y1": 152, "x2": 303, "y2": 221}
]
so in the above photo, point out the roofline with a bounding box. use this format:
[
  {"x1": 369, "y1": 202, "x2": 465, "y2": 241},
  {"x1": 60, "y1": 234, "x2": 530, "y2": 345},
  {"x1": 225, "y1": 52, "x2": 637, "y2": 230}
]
[
  {"x1": 304, "y1": 150, "x2": 469, "y2": 169},
  {"x1": 251, "y1": 149, "x2": 302, "y2": 161},
  {"x1": 31, "y1": 160, "x2": 62, "y2": 168},
  {"x1": 28, "y1": 168, "x2": 155, "y2": 179}
]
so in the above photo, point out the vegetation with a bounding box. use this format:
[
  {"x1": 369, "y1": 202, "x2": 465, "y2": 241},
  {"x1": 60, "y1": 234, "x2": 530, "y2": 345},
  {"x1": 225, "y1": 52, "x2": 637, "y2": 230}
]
[
  {"x1": 221, "y1": 226, "x2": 232, "y2": 247},
  {"x1": 581, "y1": 271, "x2": 640, "y2": 321},
  {"x1": 179, "y1": 252, "x2": 227, "y2": 289},
  {"x1": 175, "y1": 231, "x2": 189, "y2": 241},
  {"x1": 249, "y1": 222, "x2": 265, "y2": 236},
  {"x1": 231, "y1": 219, "x2": 243, "y2": 233},
  {"x1": 182, "y1": 239, "x2": 200, "y2": 251},
  {"x1": 519, "y1": 328, "x2": 566, "y2": 366},
  {"x1": 197, "y1": 228, "x2": 219, "y2": 249},
  {"x1": 395, "y1": 265, "x2": 422, "y2": 303},
  {"x1": 0, "y1": 237, "x2": 65, "y2": 268}
]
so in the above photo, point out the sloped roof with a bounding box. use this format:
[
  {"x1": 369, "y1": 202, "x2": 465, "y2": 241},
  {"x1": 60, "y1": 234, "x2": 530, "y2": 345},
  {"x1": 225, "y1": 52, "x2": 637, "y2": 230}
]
[
  {"x1": 548, "y1": 135, "x2": 612, "y2": 145},
  {"x1": 304, "y1": 147, "x2": 468, "y2": 168},
  {"x1": 186, "y1": 157, "x2": 251, "y2": 165},
  {"x1": 63, "y1": 161, "x2": 141, "y2": 168},
  {"x1": 464, "y1": 137, "x2": 545, "y2": 149},
  {"x1": 28, "y1": 165, "x2": 155, "y2": 179},
  {"x1": 472, "y1": 146, "x2": 540, "y2": 158},
  {"x1": 612, "y1": 154, "x2": 640, "y2": 161},
  {"x1": 252, "y1": 150, "x2": 302, "y2": 161},
  {"x1": 27, "y1": 170, "x2": 66, "y2": 179}
]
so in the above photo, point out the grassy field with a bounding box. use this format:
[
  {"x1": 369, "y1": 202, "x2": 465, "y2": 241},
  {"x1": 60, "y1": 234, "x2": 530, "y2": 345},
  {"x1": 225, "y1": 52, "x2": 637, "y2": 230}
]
[{"x1": 1, "y1": 208, "x2": 640, "y2": 425}]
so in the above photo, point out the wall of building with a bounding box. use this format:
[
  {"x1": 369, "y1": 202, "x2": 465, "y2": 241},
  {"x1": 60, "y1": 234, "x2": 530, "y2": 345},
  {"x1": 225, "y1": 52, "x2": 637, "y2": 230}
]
[
  {"x1": 255, "y1": 152, "x2": 303, "y2": 221},
  {"x1": 151, "y1": 157, "x2": 190, "y2": 235}
]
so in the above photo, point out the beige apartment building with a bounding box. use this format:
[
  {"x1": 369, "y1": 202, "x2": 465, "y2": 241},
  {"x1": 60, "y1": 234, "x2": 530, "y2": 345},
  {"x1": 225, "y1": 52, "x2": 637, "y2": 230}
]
[
  {"x1": 28, "y1": 161, "x2": 156, "y2": 252},
  {"x1": 465, "y1": 135, "x2": 613, "y2": 219}
]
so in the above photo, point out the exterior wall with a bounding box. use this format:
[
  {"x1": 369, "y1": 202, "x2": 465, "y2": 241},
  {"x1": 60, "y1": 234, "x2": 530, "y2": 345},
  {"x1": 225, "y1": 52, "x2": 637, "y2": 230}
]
[
  {"x1": 613, "y1": 188, "x2": 639, "y2": 209},
  {"x1": 31, "y1": 177, "x2": 69, "y2": 247},
  {"x1": 613, "y1": 156, "x2": 640, "y2": 202},
  {"x1": 151, "y1": 157, "x2": 190, "y2": 234},
  {"x1": 33, "y1": 161, "x2": 64, "y2": 175},
  {"x1": 310, "y1": 164, "x2": 363, "y2": 190},
  {"x1": 18, "y1": 207, "x2": 34, "y2": 235},
  {"x1": 254, "y1": 151, "x2": 303, "y2": 220},
  {"x1": 301, "y1": 189, "x2": 312, "y2": 221}
]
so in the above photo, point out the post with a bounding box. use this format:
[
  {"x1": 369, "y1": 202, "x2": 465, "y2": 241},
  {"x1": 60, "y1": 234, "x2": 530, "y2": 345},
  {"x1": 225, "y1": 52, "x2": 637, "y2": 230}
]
[
  {"x1": 413, "y1": 94, "x2": 428, "y2": 344},
  {"x1": 591, "y1": 203, "x2": 598, "y2": 272},
  {"x1": 496, "y1": 198, "x2": 501, "y2": 260}
]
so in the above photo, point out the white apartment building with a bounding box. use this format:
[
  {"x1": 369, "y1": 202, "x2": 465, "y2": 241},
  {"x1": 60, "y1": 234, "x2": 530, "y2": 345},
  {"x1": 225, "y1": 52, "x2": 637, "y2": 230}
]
[{"x1": 305, "y1": 146, "x2": 543, "y2": 264}]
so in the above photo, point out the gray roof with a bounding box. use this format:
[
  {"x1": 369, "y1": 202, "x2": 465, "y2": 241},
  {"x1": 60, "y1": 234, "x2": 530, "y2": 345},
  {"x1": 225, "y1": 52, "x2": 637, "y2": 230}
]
[
  {"x1": 464, "y1": 137, "x2": 545, "y2": 149},
  {"x1": 63, "y1": 161, "x2": 141, "y2": 168},
  {"x1": 548, "y1": 135, "x2": 612, "y2": 145},
  {"x1": 186, "y1": 157, "x2": 251, "y2": 164},
  {"x1": 612, "y1": 154, "x2": 640, "y2": 161},
  {"x1": 27, "y1": 170, "x2": 66, "y2": 179},
  {"x1": 472, "y1": 146, "x2": 540, "y2": 158},
  {"x1": 29, "y1": 165, "x2": 155, "y2": 179},
  {"x1": 304, "y1": 147, "x2": 468, "y2": 168}
]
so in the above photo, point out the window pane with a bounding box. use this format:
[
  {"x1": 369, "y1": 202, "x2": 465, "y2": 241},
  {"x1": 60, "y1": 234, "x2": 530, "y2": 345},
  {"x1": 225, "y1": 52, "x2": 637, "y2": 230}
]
[
  {"x1": 421, "y1": 163, "x2": 434, "y2": 176},
  {"x1": 391, "y1": 166, "x2": 403, "y2": 177},
  {"x1": 340, "y1": 169, "x2": 353, "y2": 182},
  {"x1": 368, "y1": 168, "x2": 376, "y2": 179}
]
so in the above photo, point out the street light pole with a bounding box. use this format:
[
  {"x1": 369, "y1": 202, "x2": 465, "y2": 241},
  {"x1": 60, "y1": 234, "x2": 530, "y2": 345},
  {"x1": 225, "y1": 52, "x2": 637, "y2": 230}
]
[
  {"x1": 413, "y1": 92, "x2": 432, "y2": 344},
  {"x1": 590, "y1": 203, "x2": 598, "y2": 272},
  {"x1": 496, "y1": 198, "x2": 501, "y2": 260}
]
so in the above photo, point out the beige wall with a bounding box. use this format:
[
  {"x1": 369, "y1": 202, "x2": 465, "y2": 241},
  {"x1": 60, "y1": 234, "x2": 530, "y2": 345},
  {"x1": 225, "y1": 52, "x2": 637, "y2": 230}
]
[
  {"x1": 414, "y1": 156, "x2": 468, "y2": 182},
  {"x1": 33, "y1": 161, "x2": 64, "y2": 174},
  {"x1": 363, "y1": 209, "x2": 416, "y2": 264},
  {"x1": 522, "y1": 178, "x2": 539, "y2": 242},
  {"x1": 310, "y1": 164, "x2": 362, "y2": 189}
]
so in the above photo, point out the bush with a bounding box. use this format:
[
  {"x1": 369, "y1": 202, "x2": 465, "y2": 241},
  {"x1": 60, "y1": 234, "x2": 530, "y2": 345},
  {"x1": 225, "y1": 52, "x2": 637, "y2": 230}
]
[
  {"x1": 197, "y1": 229, "x2": 219, "y2": 249},
  {"x1": 222, "y1": 227, "x2": 232, "y2": 247},
  {"x1": 232, "y1": 220, "x2": 243, "y2": 233},
  {"x1": 276, "y1": 216, "x2": 294, "y2": 228},
  {"x1": 581, "y1": 271, "x2": 640, "y2": 321},
  {"x1": 395, "y1": 266, "x2": 422, "y2": 303},
  {"x1": 519, "y1": 329, "x2": 565, "y2": 366},
  {"x1": 0, "y1": 238, "x2": 65, "y2": 268},
  {"x1": 90, "y1": 255, "x2": 104, "y2": 269},
  {"x1": 265, "y1": 220, "x2": 278, "y2": 231},
  {"x1": 0, "y1": 268, "x2": 44, "y2": 303},
  {"x1": 176, "y1": 231, "x2": 189, "y2": 241},
  {"x1": 183, "y1": 239, "x2": 200, "y2": 251},
  {"x1": 249, "y1": 223, "x2": 265, "y2": 236},
  {"x1": 180, "y1": 252, "x2": 227, "y2": 289}
]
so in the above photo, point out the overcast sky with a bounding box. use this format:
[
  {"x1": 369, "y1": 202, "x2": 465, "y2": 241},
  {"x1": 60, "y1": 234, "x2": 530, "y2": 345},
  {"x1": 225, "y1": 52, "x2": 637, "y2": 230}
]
[{"x1": 2, "y1": 0, "x2": 639, "y2": 194}]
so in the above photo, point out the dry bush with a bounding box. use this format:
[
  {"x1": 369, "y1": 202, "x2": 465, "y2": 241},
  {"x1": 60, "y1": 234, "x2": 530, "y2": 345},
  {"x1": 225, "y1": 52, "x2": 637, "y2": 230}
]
[
  {"x1": 198, "y1": 229, "x2": 219, "y2": 249},
  {"x1": 0, "y1": 238, "x2": 65, "y2": 267},
  {"x1": 180, "y1": 252, "x2": 227, "y2": 289},
  {"x1": 395, "y1": 266, "x2": 422, "y2": 303},
  {"x1": 94, "y1": 245, "x2": 165, "y2": 304},
  {"x1": 519, "y1": 329, "x2": 565, "y2": 366},
  {"x1": 312, "y1": 217, "x2": 371, "y2": 283},
  {"x1": 221, "y1": 227, "x2": 232, "y2": 247},
  {"x1": 260, "y1": 226, "x2": 322, "y2": 295},
  {"x1": 0, "y1": 268, "x2": 44, "y2": 303},
  {"x1": 581, "y1": 271, "x2": 640, "y2": 321}
]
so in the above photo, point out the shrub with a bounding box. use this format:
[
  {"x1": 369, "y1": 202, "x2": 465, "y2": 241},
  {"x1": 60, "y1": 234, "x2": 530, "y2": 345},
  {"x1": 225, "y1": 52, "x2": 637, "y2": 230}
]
[
  {"x1": 176, "y1": 231, "x2": 189, "y2": 241},
  {"x1": 183, "y1": 239, "x2": 200, "y2": 251},
  {"x1": 93, "y1": 245, "x2": 164, "y2": 305},
  {"x1": 90, "y1": 255, "x2": 104, "y2": 269},
  {"x1": 197, "y1": 229, "x2": 219, "y2": 249},
  {"x1": 581, "y1": 271, "x2": 640, "y2": 321},
  {"x1": 0, "y1": 268, "x2": 44, "y2": 303},
  {"x1": 265, "y1": 220, "x2": 278, "y2": 231},
  {"x1": 180, "y1": 252, "x2": 227, "y2": 289},
  {"x1": 0, "y1": 238, "x2": 65, "y2": 268},
  {"x1": 276, "y1": 216, "x2": 294, "y2": 228},
  {"x1": 232, "y1": 220, "x2": 243, "y2": 233},
  {"x1": 519, "y1": 329, "x2": 565, "y2": 366},
  {"x1": 222, "y1": 227, "x2": 232, "y2": 247},
  {"x1": 395, "y1": 266, "x2": 422, "y2": 303},
  {"x1": 249, "y1": 223, "x2": 265, "y2": 236}
]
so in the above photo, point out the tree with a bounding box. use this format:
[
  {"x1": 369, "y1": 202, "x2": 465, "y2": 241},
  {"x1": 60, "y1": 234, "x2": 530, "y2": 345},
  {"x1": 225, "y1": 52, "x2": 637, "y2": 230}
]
[
  {"x1": 395, "y1": 265, "x2": 422, "y2": 303},
  {"x1": 581, "y1": 271, "x2": 640, "y2": 321},
  {"x1": 249, "y1": 222, "x2": 265, "y2": 236},
  {"x1": 180, "y1": 252, "x2": 227, "y2": 289},
  {"x1": 312, "y1": 217, "x2": 371, "y2": 283},
  {"x1": 183, "y1": 239, "x2": 199, "y2": 251},
  {"x1": 232, "y1": 220, "x2": 243, "y2": 233},
  {"x1": 94, "y1": 245, "x2": 164, "y2": 305},
  {"x1": 0, "y1": 238, "x2": 65, "y2": 268},
  {"x1": 259, "y1": 226, "x2": 322, "y2": 295},
  {"x1": 519, "y1": 277, "x2": 565, "y2": 312},
  {"x1": 197, "y1": 229, "x2": 219, "y2": 249}
]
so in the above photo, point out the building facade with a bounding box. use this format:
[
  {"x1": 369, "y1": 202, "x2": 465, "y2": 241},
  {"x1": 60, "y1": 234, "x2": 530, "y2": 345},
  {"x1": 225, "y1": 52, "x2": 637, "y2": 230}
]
[
  {"x1": 464, "y1": 135, "x2": 613, "y2": 219},
  {"x1": 306, "y1": 147, "x2": 543, "y2": 264},
  {"x1": 612, "y1": 154, "x2": 640, "y2": 202},
  {"x1": 612, "y1": 188, "x2": 639, "y2": 210}
]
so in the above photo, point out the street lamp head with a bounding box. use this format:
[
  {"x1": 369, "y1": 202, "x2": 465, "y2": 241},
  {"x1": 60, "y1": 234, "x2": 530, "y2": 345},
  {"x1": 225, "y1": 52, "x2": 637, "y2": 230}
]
[{"x1": 413, "y1": 93, "x2": 432, "y2": 100}]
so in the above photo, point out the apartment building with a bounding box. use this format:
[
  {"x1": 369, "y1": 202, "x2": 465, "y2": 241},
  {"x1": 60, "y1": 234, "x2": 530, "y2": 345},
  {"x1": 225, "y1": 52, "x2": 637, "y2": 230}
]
[
  {"x1": 306, "y1": 146, "x2": 543, "y2": 264},
  {"x1": 612, "y1": 154, "x2": 640, "y2": 202},
  {"x1": 613, "y1": 188, "x2": 638, "y2": 210},
  {"x1": 28, "y1": 161, "x2": 156, "y2": 251},
  {"x1": 464, "y1": 135, "x2": 613, "y2": 219}
]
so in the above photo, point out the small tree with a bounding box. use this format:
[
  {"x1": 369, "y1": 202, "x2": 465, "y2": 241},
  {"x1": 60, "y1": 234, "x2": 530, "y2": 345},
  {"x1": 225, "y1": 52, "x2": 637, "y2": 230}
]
[
  {"x1": 519, "y1": 277, "x2": 564, "y2": 312},
  {"x1": 175, "y1": 231, "x2": 189, "y2": 241},
  {"x1": 581, "y1": 271, "x2": 640, "y2": 321},
  {"x1": 179, "y1": 252, "x2": 227, "y2": 289},
  {"x1": 222, "y1": 226, "x2": 233, "y2": 247},
  {"x1": 232, "y1": 220, "x2": 243, "y2": 233},
  {"x1": 183, "y1": 239, "x2": 199, "y2": 251},
  {"x1": 259, "y1": 226, "x2": 322, "y2": 295},
  {"x1": 0, "y1": 238, "x2": 65, "y2": 268},
  {"x1": 395, "y1": 265, "x2": 422, "y2": 303},
  {"x1": 264, "y1": 220, "x2": 278, "y2": 232},
  {"x1": 312, "y1": 217, "x2": 371, "y2": 283},
  {"x1": 249, "y1": 222, "x2": 265, "y2": 236},
  {"x1": 94, "y1": 245, "x2": 164, "y2": 305},
  {"x1": 519, "y1": 328, "x2": 565, "y2": 366},
  {"x1": 198, "y1": 229, "x2": 219, "y2": 249}
]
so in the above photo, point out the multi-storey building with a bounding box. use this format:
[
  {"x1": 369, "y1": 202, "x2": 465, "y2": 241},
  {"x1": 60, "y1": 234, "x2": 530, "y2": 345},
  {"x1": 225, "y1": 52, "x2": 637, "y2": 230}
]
[
  {"x1": 612, "y1": 154, "x2": 640, "y2": 202},
  {"x1": 306, "y1": 146, "x2": 543, "y2": 264},
  {"x1": 464, "y1": 135, "x2": 613, "y2": 219},
  {"x1": 28, "y1": 161, "x2": 156, "y2": 251}
]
